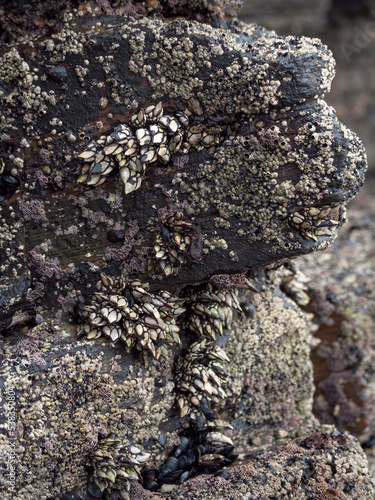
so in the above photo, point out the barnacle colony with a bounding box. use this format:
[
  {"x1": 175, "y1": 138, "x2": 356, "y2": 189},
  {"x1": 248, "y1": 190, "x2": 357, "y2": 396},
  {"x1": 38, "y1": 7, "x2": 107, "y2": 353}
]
[
  {"x1": 78, "y1": 273, "x2": 185, "y2": 362},
  {"x1": 174, "y1": 285, "x2": 242, "y2": 420},
  {"x1": 186, "y1": 284, "x2": 242, "y2": 341},
  {"x1": 88, "y1": 433, "x2": 150, "y2": 500},
  {"x1": 289, "y1": 205, "x2": 343, "y2": 241},
  {"x1": 77, "y1": 102, "x2": 221, "y2": 194},
  {"x1": 175, "y1": 339, "x2": 230, "y2": 418},
  {"x1": 148, "y1": 211, "x2": 195, "y2": 278}
]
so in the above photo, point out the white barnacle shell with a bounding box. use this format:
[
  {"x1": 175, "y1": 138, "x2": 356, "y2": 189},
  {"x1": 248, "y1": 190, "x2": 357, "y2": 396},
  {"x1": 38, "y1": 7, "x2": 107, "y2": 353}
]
[
  {"x1": 136, "y1": 128, "x2": 152, "y2": 147},
  {"x1": 78, "y1": 148, "x2": 97, "y2": 161},
  {"x1": 120, "y1": 167, "x2": 130, "y2": 184},
  {"x1": 140, "y1": 146, "x2": 157, "y2": 164},
  {"x1": 157, "y1": 146, "x2": 170, "y2": 164}
]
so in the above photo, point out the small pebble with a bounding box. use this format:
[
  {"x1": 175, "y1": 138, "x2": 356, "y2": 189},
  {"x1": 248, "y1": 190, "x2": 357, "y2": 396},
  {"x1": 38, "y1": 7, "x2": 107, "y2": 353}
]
[{"x1": 160, "y1": 484, "x2": 177, "y2": 493}]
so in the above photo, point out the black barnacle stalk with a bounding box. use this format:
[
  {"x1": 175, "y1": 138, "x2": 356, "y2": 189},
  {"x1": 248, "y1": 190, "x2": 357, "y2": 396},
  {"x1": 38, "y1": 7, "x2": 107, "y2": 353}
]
[
  {"x1": 77, "y1": 102, "x2": 221, "y2": 194},
  {"x1": 87, "y1": 433, "x2": 150, "y2": 500},
  {"x1": 77, "y1": 273, "x2": 185, "y2": 363}
]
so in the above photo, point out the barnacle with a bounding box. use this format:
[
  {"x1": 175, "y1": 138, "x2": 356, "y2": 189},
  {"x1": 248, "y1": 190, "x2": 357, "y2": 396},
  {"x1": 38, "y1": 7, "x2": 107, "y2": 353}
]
[
  {"x1": 289, "y1": 205, "x2": 343, "y2": 241},
  {"x1": 78, "y1": 274, "x2": 185, "y2": 363},
  {"x1": 77, "y1": 102, "x2": 221, "y2": 194},
  {"x1": 147, "y1": 211, "x2": 195, "y2": 278},
  {"x1": 185, "y1": 284, "x2": 242, "y2": 341},
  {"x1": 88, "y1": 433, "x2": 150, "y2": 500},
  {"x1": 175, "y1": 339, "x2": 230, "y2": 418},
  {"x1": 280, "y1": 262, "x2": 311, "y2": 307}
]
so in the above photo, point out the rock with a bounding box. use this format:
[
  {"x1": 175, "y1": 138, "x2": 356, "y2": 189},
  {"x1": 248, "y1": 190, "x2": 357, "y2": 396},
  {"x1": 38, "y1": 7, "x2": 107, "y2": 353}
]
[
  {"x1": 299, "y1": 194, "x2": 375, "y2": 443},
  {"x1": 0, "y1": 1, "x2": 372, "y2": 499},
  {"x1": 158, "y1": 428, "x2": 374, "y2": 499},
  {"x1": 0, "y1": 9, "x2": 366, "y2": 332}
]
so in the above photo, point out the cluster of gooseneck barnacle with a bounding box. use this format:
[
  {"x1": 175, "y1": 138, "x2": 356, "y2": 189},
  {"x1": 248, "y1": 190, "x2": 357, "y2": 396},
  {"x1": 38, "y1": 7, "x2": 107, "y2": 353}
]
[
  {"x1": 147, "y1": 211, "x2": 195, "y2": 278},
  {"x1": 289, "y1": 205, "x2": 342, "y2": 241},
  {"x1": 141, "y1": 424, "x2": 237, "y2": 491},
  {"x1": 280, "y1": 262, "x2": 311, "y2": 307},
  {"x1": 173, "y1": 284, "x2": 242, "y2": 421},
  {"x1": 78, "y1": 273, "x2": 185, "y2": 362},
  {"x1": 186, "y1": 284, "x2": 242, "y2": 341},
  {"x1": 174, "y1": 339, "x2": 230, "y2": 419},
  {"x1": 88, "y1": 433, "x2": 150, "y2": 500},
  {"x1": 77, "y1": 101, "x2": 221, "y2": 194}
]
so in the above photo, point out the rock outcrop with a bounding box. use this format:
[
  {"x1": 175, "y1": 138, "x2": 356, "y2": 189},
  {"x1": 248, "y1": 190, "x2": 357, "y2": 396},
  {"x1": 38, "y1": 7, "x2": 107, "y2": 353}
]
[{"x1": 0, "y1": 1, "x2": 371, "y2": 499}]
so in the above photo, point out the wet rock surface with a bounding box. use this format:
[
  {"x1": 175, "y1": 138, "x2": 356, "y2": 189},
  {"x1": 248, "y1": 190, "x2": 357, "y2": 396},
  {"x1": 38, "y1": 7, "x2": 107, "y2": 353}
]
[{"x1": 0, "y1": 1, "x2": 372, "y2": 499}]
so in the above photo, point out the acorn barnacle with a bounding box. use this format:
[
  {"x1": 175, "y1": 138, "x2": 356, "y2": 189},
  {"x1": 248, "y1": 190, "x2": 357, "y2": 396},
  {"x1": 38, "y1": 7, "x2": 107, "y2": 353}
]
[
  {"x1": 77, "y1": 102, "x2": 221, "y2": 194},
  {"x1": 78, "y1": 273, "x2": 185, "y2": 363},
  {"x1": 185, "y1": 284, "x2": 242, "y2": 341},
  {"x1": 148, "y1": 211, "x2": 196, "y2": 278},
  {"x1": 175, "y1": 339, "x2": 230, "y2": 418},
  {"x1": 88, "y1": 433, "x2": 150, "y2": 500}
]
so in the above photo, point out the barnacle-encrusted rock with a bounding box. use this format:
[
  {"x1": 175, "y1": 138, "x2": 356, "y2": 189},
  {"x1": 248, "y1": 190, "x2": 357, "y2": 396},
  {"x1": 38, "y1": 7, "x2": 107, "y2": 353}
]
[
  {"x1": 298, "y1": 199, "x2": 375, "y2": 444},
  {"x1": 0, "y1": 272, "x2": 373, "y2": 498},
  {"x1": 147, "y1": 211, "x2": 199, "y2": 278},
  {"x1": 0, "y1": 1, "x2": 372, "y2": 499},
  {"x1": 160, "y1": 429, "x2": 374, "y2": 500},
  {"x1": 0, "y1": 7, "x2": 367, "y2": 331},
  {"x1": 77, "y1": 104, "x2": 220, "y2": 195}
]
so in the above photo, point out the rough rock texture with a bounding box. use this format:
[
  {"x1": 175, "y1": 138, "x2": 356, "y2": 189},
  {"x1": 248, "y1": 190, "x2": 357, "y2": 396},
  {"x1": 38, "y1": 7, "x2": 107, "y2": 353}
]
[
  {"x1": 224, "y1": 268, "x2": 316, "y2": 452},
  {"x1": 0, "y1": 272, "x2": 313, "y2": 498},
  {"x1": 239, "y1": 0, "x2": 375, "y2": 175},
  {"x1": 1, "y1": 276, "x2": 374, "y2": 499},
  {"x1": 299, "y1": 192, "x2": 375, "y2": 444},
  {"x1": 296, "y1": 189, "x2": 375, "y2": 491},
  {"x1": 0, "y1": 1, "x2": 372, "y2": 499},
  {"x1": 0, "y1": 6, "x2": 366, "y2": 333},
  {"x1": 159, "y1": 429, "x2": 374, "y2": 500}
]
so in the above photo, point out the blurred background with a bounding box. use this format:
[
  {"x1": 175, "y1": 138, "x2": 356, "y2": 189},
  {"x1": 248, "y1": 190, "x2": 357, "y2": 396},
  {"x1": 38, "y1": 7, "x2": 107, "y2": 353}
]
[{"x1": 238, "y1": 0, "x2": 375, "y2": 191}]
